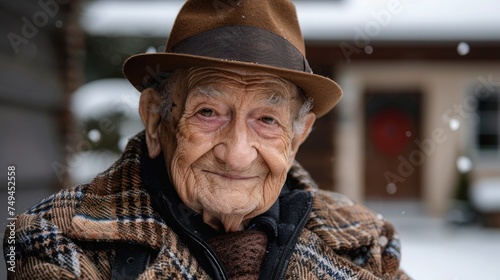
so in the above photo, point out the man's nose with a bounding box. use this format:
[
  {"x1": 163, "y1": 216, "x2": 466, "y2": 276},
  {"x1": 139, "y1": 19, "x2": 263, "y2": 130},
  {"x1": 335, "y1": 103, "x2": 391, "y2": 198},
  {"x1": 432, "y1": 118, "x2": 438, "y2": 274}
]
[{"x1": 213, "y1": 120, "x2": 258, "y2": 171}]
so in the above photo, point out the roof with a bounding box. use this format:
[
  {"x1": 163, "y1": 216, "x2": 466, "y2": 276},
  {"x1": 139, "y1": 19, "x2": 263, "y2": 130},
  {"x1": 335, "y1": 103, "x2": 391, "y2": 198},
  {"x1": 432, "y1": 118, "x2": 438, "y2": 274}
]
[{"x1": 81, "y1": 0, "x2": 500, "y2": 42}]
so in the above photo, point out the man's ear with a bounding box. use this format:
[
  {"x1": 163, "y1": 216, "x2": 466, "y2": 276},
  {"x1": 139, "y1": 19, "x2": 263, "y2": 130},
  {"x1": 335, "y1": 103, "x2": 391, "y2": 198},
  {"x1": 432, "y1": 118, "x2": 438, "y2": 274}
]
[
  {"x1": 290, "y1": 112, "x2": 316, "y2": 161},
  {"x1": 139, "y1": 88, "x2": 162, "y2": 158}
]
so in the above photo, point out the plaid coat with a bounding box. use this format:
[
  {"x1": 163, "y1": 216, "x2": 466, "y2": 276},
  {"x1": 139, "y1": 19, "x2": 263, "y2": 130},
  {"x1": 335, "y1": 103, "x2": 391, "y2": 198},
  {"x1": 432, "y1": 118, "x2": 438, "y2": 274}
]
[{"x1": 4, "y1": 132, "x2": 410, "y2": 279}]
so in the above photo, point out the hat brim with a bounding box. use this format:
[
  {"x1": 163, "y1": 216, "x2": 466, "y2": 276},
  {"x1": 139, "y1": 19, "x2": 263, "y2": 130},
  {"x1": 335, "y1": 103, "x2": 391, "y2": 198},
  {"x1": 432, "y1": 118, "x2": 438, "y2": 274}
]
[{"x1": 123, "y1": 52, "x2": 342, "y2": 118}]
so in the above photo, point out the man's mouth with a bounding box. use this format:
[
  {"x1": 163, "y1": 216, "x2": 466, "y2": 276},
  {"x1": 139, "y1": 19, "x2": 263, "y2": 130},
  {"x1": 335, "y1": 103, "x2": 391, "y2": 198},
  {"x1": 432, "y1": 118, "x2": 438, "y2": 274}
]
[{"x1": 204, "y1": 170, "x2": 257, "y2": 180}]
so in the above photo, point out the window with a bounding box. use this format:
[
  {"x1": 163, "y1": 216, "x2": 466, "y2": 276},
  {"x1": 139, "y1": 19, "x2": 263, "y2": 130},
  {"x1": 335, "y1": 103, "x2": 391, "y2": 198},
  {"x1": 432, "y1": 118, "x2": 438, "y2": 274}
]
[{"x1": 476, "y1": 88, "x2": 500, "y2": 152}]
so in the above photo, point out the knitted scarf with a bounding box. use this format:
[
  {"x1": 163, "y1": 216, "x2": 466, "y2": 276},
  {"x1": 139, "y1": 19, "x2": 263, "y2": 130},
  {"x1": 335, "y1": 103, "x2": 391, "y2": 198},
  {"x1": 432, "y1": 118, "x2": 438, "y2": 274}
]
[{"x1": 209, "y1": 230, "x2": 268, "y2": 280}]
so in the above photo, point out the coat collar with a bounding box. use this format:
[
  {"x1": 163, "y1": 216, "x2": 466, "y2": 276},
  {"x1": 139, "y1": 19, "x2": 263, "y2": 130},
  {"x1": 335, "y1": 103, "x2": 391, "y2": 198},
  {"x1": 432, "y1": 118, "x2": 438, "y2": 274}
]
[{"x1": 67, "y1": 132, "x2": 167, "y2": 249}]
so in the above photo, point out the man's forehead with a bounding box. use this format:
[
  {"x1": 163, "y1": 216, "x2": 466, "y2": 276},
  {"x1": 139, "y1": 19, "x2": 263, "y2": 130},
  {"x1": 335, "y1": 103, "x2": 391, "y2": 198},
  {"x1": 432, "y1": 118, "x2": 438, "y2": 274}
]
[
  {"x1": 186, "y1": 67, "x2": 294, "y2": 86},
  {"x1": 185, "y1": 67, "x2": 299, "y2": 100}
]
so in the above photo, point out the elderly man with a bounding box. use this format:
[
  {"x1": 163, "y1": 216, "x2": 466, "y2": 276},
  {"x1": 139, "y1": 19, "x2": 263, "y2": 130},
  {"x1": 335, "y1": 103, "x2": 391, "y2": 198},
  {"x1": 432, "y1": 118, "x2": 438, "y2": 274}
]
[{"x1": 5, "y1": 0, "x2": 410, "y2": 279}]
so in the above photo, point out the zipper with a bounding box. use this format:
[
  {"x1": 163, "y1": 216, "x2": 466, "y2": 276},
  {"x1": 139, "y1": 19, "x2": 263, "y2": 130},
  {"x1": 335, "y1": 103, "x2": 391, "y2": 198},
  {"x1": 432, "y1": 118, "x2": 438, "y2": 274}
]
[
  {"x1": 160, "y1": 193, "x2": 229, "y2": 280},
  {"x1": 175, "y1": 220, "x2": 228, "y2": 280},
  {"x1": 269, "y1": 192, "x2": 313, "y2": 280}
]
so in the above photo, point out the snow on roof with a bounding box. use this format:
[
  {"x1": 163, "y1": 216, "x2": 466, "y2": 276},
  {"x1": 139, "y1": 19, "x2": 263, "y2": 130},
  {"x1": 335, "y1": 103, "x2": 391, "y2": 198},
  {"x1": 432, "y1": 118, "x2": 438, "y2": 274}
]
[
  {"x1": 71, "y1": 78, "x2": 139, "y2": 120},
  {"x1": 81, "y1": 0, "x2": 500, "y2": 42}
]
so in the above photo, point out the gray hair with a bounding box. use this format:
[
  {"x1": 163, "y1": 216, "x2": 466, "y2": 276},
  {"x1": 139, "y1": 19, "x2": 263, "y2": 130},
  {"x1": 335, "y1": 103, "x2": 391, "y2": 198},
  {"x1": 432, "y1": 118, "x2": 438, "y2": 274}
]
[
  {"x1": 293, "y1": 90, "x2": 314, "y2": 134},
  {"x1": 148, "y1": 70, "x2": 180, "y2": 121}
]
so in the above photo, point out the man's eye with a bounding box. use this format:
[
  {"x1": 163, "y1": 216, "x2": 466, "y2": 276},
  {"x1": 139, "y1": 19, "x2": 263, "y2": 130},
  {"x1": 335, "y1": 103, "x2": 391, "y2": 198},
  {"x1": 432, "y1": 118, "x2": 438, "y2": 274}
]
[
  {"x1": 260, "y1": 116, "x2": 276, "y2": 125},
  {"x1": 198, "y1": 108, "x2": 215, "y2": 117}
]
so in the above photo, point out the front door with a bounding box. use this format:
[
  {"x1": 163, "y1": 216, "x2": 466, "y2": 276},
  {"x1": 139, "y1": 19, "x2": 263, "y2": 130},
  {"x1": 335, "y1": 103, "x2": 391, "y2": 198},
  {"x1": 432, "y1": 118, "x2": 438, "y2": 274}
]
[{"x1": 364, "y1": 92, "x2": 422, "y2": 199}]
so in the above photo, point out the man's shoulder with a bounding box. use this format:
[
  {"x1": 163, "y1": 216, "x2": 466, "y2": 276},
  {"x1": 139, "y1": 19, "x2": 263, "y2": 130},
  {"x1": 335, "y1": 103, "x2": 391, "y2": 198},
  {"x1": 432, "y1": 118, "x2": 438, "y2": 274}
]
[
  {"x1": 6, "y1": 183, "x2": 90, "y2": 248},
  {"x1": 304, "y1": 190, "x2": 409, "y2": 279},
  {"x1": 24, "y1": 183, "x2": 88, "y2": 217},
  {"x1": 13, "y1": 184, "x2": 89, "y2": 234},
  {"x1": 307, "y1": 190, "x2": 388, "y2": 249}
]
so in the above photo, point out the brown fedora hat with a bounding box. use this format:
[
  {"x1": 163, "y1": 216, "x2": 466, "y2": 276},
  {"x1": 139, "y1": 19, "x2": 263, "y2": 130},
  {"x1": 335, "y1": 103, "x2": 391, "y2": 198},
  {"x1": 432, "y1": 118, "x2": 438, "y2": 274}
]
[{"x1": 123, "y1": 0, "x2": 342, "y2": 117}]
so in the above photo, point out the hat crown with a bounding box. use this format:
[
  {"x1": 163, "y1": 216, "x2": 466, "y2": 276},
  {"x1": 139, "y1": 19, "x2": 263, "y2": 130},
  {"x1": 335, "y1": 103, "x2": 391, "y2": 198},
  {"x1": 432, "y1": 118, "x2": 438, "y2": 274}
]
[{"x1": 166, "y1": 0, "x2": 305, "y2": 55}]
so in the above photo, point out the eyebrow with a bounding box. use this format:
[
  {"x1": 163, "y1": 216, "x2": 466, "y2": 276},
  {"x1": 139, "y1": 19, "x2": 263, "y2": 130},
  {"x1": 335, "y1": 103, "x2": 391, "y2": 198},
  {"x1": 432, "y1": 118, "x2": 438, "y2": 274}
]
[
  {"x1": 191, "y1": 86, "x2": 222, "y2": 98},
  {"x1": 191, "y1": 85, "x2": 290, "y2": 107},
  {"x1": 266, "y1": 91, "x2": 287, "y2": 106}
]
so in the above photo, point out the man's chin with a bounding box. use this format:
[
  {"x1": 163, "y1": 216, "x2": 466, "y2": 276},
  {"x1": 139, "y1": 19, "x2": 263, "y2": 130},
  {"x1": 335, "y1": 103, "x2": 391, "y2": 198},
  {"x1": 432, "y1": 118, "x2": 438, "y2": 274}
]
[{"x1": 201, "y1": 203, "x2": 258, "y2": 232}]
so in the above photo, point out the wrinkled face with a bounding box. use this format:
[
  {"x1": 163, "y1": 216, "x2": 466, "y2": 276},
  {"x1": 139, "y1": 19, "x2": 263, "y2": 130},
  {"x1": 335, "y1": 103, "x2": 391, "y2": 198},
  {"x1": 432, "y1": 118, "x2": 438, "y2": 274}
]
[{"x1": 141, "y1": 67, "x2": 315, "y2": 232}]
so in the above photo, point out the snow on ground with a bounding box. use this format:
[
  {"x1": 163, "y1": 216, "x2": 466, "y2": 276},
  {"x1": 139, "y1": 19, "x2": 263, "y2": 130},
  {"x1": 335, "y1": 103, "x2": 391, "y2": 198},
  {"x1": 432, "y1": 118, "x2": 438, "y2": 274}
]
[{"x1": 366, "y1": 201, "x2": 500, "y2": 280}]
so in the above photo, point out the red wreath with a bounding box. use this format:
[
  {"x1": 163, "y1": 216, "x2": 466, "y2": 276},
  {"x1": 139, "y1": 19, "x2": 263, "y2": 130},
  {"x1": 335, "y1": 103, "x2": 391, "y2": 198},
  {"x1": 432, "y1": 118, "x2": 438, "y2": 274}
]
[{"x1": 369, "y1": 108, "x2": 414, "y2": 155}]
